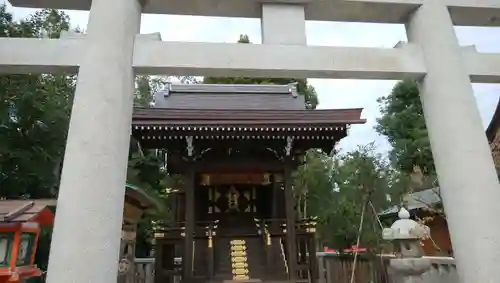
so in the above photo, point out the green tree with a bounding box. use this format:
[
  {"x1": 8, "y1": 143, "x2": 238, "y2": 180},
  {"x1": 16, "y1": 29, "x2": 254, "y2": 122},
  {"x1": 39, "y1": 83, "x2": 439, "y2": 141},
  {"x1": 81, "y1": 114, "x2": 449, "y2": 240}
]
[
  {"x1": 318, "y1": 144, "x2": 394, "y2": 250},
  {"x1": 293, "y1": 150, "x2": 334, "y2": 220},
  {"x1": 135, "y1": 76, "x2": 155, "y2": 107},
  {"x1": 375, "y1": 80, "x2": 435, "y2": 175},
  {"x1": 0, "y1": 6, "x2": 75, "y2": 199},
  {"x1": 126, "y1": 150, "x2": 173, "y2": 256},
  {"x1": 134, "y1": 75, "x2": 199, "y2": 107},
  {"x1": 375, "y1": 80, "x2": 447, "y2": 252},
  {"x1": 203, "y1": 34, "x2": 319, "y2": 109}
]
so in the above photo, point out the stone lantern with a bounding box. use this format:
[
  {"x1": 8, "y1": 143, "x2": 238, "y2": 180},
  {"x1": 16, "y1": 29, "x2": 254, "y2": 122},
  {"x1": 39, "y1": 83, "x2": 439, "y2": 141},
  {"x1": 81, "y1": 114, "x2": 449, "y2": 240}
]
[{"x1": 382, "y1": 207, "x2": 431, "y2": 277}]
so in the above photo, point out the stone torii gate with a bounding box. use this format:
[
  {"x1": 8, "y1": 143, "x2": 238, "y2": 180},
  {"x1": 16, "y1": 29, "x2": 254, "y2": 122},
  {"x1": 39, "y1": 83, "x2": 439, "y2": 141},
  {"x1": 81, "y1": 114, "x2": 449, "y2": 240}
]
[{"x1": 3, "y1": 0, "x2": 500, "y2": 282}]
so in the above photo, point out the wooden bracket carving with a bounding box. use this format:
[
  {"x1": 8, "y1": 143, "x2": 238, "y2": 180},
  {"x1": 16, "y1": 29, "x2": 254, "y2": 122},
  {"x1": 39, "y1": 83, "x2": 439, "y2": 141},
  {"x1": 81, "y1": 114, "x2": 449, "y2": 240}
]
[
  {"x1": 186, "y1": 136, "x2": 194, "y2": 156},
  {"x1": 285, "y1": 136, "x2": 294, "y2": 156}
]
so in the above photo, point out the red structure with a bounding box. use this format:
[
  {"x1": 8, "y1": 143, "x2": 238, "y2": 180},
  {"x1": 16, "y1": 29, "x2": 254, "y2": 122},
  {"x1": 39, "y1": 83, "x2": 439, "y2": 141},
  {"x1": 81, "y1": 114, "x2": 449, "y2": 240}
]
[
  {"x1": 323, "y1": 245, "x2": 367, "y2": 254},
  {"x1": 0, "y1": 200, "x2": 55, "y2": 283}
]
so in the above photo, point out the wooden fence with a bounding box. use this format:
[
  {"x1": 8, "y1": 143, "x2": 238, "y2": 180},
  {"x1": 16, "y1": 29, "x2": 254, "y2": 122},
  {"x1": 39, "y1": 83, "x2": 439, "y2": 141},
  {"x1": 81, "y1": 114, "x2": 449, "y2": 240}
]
[
  {"x1": 317, "y1": 253, "x2": 459, "y2": 283},
  {"x1": 132, "y1": 253, "x2": 458, "y2": 283},
  {"x1": 318, "y1": 253, "x2": 389, "y2": 283}
]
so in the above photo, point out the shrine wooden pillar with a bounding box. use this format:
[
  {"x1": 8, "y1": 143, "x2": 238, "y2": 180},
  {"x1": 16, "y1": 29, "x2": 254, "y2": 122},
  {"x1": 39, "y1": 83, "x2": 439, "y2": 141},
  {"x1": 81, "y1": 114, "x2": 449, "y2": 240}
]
[
  {"x1": 171, "y1": 192, "x2": 179, "y2": 223},
  {"x1": 265, "y1": 178, "x2": 276, "y2": 276},
  {"x1": 154, "y1": 241, "x2": 163, "y2": 283},
  {"x1": 184, "y1": 164, "x2": 195, "y2": 281},
  {"x1": 272, "y1": 174, "x2": 279, "y2": 220},
  {"x1": 284, "y1": 158, "x2": 298, "y2": 280},
  {"x1": 308, "y1": 235, "x2": 318, "y2": 283},
  {"x1": 207, "y1": 223, "x2": 215, "y2": 279}
]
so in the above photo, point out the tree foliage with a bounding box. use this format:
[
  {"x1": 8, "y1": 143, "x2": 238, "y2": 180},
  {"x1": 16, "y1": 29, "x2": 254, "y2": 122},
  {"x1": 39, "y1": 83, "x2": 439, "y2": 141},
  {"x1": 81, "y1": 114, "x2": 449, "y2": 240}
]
[
  {"x1": 127, "y1": 150, "x2": 173, "y2": 256},
  {"x1": 315, "y1": 144, "x2": 394, "y2": 249},
  {"x1": 134, "y1": 75, "x2": 198, "y2": 107},
  {"x1": 375, "y1": 80, "x2": 445, "y2": 249},
  {"x1": 0, "y1": 6, "x2": 75, "y2": 199},
  {"x1": 375, "y1": 80, "x2": 435, "y2": 175},
  {"x1": 293, "y1": 144, "x2": 401, "y2": 250},
  {"x1": 203, "y1": 35, "x2": 319, "y2": 109},
  {"x1": 293, "y1": 150, "x2": 334, "y2": 220}
]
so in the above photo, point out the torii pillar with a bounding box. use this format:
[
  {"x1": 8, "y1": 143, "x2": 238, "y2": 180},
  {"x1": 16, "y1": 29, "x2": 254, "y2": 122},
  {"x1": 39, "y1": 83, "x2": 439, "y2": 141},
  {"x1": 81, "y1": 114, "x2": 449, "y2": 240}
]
[
  {"x1": 406, "y1": 1, "x2": 500, "y2": 282},
  {"x1": 45, "y1": 0, "x2": 142, "y2": 282}
]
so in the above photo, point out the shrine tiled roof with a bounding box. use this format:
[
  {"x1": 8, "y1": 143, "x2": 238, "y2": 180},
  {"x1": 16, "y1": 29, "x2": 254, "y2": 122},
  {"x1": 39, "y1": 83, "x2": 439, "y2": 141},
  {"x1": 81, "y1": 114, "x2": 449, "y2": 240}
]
[
  {"x1": 132, "y1": 107, "x2": 365, "y2": 128},
  {"x1": 153, "y1": 83, "x2": 306, "y2": 110},
  {"x1": 132, "y1": 83, "x2": 365, "y2": 152},
  {"x1": 0, "y1": 200, "x2": 55, "y2": 225},
  {"x1": 137, "y1": 83, "x2": 366, "y2": 129},
  {"x1": 378, "y1": 188, "x2": 441, "y2": 217}
]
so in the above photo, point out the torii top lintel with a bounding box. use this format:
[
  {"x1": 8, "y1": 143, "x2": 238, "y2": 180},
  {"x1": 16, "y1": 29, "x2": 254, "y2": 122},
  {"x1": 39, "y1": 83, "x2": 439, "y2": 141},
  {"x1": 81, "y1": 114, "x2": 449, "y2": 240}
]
[{"x1": 8, "y1": 0, "x2": 500, "y2": 26}]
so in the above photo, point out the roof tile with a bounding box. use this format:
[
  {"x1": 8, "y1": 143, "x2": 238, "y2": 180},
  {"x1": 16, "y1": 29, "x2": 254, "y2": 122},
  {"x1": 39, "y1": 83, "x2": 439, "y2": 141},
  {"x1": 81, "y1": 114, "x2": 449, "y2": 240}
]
[{"x1": 153, "y1": 83, "x2": 305, "y2": 110}]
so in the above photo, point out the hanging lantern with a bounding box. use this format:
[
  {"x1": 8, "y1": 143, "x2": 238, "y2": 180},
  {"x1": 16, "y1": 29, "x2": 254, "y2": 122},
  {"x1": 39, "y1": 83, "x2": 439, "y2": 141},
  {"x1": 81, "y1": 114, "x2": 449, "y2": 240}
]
[
  {"x1": 200, "y1": 174, "x2": 211, "y2": 186},
  {"x1": 262, "y1": 173, "x2": 271, "y2": 185},
  {"x1": 274, "y1": 174, "x2": 283, "y2": 183}
]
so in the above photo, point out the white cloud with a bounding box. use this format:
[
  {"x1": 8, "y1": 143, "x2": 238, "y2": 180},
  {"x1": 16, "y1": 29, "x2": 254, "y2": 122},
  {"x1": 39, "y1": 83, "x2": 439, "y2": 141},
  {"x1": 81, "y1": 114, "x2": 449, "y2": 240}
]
[{"x1": 5, "y1": 1, "x2": 500, "y2": 155}]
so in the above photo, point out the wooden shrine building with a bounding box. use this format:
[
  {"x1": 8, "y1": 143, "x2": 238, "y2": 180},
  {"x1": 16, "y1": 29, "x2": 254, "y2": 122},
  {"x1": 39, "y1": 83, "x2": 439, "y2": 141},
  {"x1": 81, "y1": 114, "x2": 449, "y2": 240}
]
[
  {"x1": 486, "y1": 97, "x2": 500, "y2": 175},
  {"x1": 131, "y1": 84, "x2": 365, "y2": 283}
]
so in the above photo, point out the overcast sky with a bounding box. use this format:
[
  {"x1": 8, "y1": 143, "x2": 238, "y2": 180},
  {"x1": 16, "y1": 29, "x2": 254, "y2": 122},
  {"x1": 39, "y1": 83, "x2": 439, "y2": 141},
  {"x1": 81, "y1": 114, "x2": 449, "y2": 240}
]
[{"x1": 5, "y1": 1, "x2": 500, "y2": 155}]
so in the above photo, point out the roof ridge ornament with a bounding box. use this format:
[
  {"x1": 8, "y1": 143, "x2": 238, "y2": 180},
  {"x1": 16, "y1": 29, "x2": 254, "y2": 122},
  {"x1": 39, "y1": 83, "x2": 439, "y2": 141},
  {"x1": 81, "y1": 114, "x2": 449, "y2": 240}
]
[
  {"x1": 288, "y1": 82, "x2": 299, "y2": 98},
  {"x1": 156, "y1": 83, "x2": 171, "y2": 103},
  {"x1": 168, "y1": 83, "x2": 294, "y2": 94}
]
